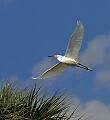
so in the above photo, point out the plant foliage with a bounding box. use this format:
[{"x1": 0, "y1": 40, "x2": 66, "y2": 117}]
[{"x1": 0, "y1": 82, "x2": 90, "y2": 120}]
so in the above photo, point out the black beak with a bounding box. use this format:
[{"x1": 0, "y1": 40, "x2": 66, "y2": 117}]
[{"x1": 48, "y1": 56, "x2": 53, "y2": 57}]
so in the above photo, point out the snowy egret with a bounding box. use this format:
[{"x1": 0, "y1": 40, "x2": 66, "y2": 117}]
[{"x1": 32, "y1": 21, "x2": 92, "y2": 80}]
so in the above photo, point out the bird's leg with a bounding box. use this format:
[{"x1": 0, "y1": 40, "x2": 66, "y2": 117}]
[
  {"x1": 77, "y1": 65, "x2": 88, "y2": 70},
  {"x1": 77, "y1": 63, "x2": 92, "y2": 71},
  {"x1": 78, "y1": 63, "x2": 88, "y2": 68}
]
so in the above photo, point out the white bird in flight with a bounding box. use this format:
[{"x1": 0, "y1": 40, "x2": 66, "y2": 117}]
[{"x1": 32, "y1": 21, "x2": 92, "y2": 80}]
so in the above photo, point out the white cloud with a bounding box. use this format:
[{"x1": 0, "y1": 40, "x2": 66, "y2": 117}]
[
  {"x1": 68, "y1": 98, "x2": 110, "y2": 120},
  {"x1": 94, "y1": 69, "x2": 110, "y2": 88},
  {"x1": 80, "y1": 101, "x2": 110, "y2": 120},
  {"x1": 80, "y1": 35, "x2": 110, "y2": 66},
  {"x1": 80, "y1": 34, "x2": 110, "y2": 87}
]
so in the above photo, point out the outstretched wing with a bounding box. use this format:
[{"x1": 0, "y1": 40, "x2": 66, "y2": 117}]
[
  {"x1": 65, "y1": 21, "x2": 84, "y2": 59},
  {"x1": 32, "y1": 62, "x2": 68, "y2": 80}
]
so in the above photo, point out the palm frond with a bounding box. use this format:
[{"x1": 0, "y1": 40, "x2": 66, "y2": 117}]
[{"x1": 0, "y1": 82, "x2": 90, "y2": 120}]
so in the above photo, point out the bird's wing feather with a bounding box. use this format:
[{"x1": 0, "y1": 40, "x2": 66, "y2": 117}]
[
  {"x1": 36, "y1": 62, "x2": 68, "y2": 79},
  {"x1": 65, "y1": 21, "x2": 84, "y2": 59}
]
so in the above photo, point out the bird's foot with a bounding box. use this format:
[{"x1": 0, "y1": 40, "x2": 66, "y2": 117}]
[{"x1": 86, "y1": 67, "x2": 92, "y2": 71}]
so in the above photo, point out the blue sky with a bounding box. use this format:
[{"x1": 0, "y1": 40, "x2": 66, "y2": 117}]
[{"x1": 0, "y1": 0, "x2": 110, "y2": 119}]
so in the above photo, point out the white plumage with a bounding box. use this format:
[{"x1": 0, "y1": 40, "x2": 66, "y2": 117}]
[{"x1": 32, "y1": 21, "x2": 92, "y2": 80}]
